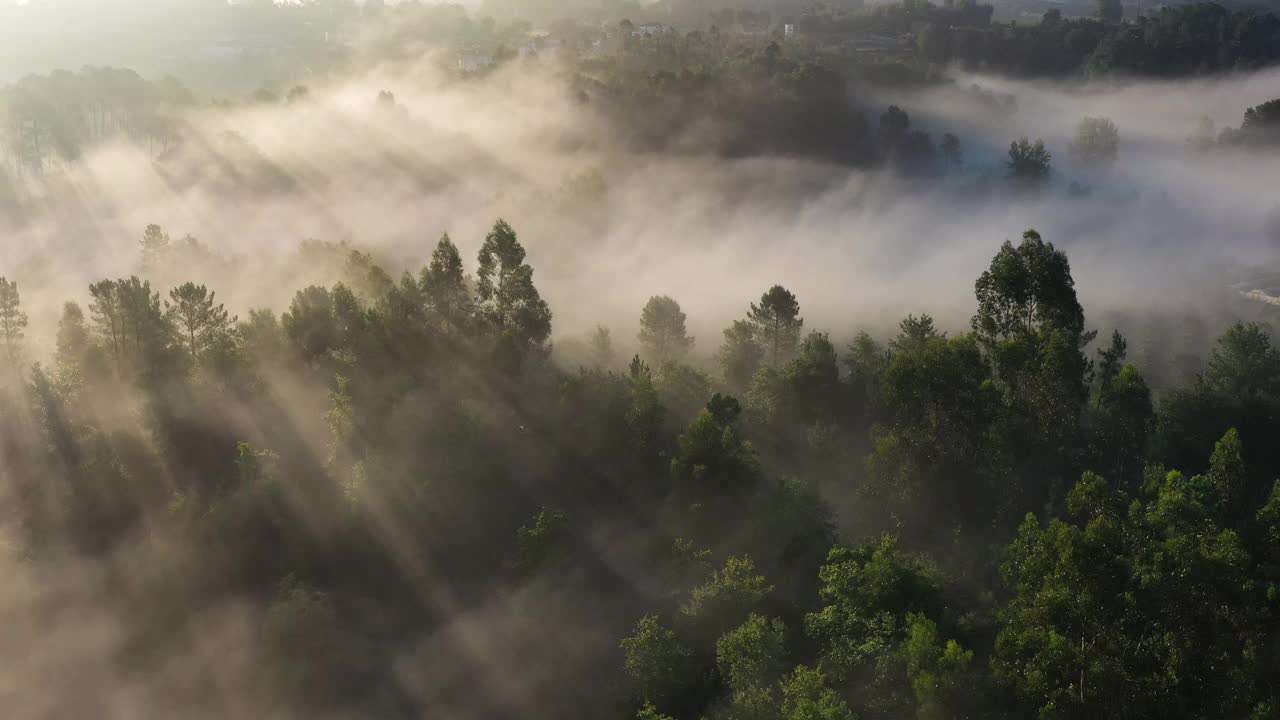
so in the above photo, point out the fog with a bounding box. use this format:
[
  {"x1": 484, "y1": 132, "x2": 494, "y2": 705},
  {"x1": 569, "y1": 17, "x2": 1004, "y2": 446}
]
[
  {"x1": 3, "y1": 12, "x2": 1280, "y2": 720},
  {"x1": 4, "y1": 54, "x2": 1279, "y2": 357}
]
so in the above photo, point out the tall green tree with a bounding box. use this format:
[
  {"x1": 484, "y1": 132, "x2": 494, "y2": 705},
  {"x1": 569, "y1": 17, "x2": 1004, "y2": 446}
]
[
  {"x1": 1006, "y1": 138, "x2": 1052, "y2": 191},
  {"x1": 165, "y1": 282, "x2": 235, "y2": 362},
  {"x1": 621, "y1": 614, "x2": 693, "y2": 706},
  {"x1": 589, "y1": 324, "x2": 616, "y2": 370},
  {"x1": 888, "y1": 313, "x2": 941, "y2": 355},
  {"x1": 282, "y1": 286, "x2": 339, "y2": 365},
  {"x1": 140, "y1": 223, "x2": 171, "y2": 271},
  {"x1": 0, "y1": 277, "x2": 29, "y2": 361},
  {"x1": 718, "y1": 320, "x2": 764, "y2": 392},
  {"x1": 55, "y1": 302, "x2": 90, "y2": 380},
  {"x1": 749, "y1": 285, "x2": 803, "y2": 368},
  {"x1": 974, "y1": 230, "x2": 1092, "y2": 514},
  {"x1": 476, "y1": 220, "x2": 552, "y2": 353},
  {"x1": 973, "y1": 229, "x2": 1087, "y2": 346},
  {"x1": 639, "y1": 295, "x2": 694, "y2": 366},
  {"x1": 421, "y1": 232, "x2": 472, "y2": 335},
  {"x1": 89, "y1": 279, "x2": 125, "y2": 371},
  {"x1": 716, "y1": 614, "x2": 789, "y2": 720},
  {"x1": 1070, "y1": 116, "x2": 1119, "y2": 172},
  {"x1": 1204, "y1": 322, "x2": 1280, "y2": 402}
]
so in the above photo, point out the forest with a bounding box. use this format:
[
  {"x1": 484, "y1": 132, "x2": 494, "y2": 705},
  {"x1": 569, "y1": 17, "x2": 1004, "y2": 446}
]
[
  {"x1": 2, "y1": 217, "x2": 1280, "y2": 718},
  {"x1": 2, "y1": 2, "x2": 1280, "y2": 719}
]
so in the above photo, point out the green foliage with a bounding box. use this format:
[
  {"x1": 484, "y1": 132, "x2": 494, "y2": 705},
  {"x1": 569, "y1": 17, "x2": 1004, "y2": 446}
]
[
  {"x1": 140, "y1": 223, "x2": 171, "y2": 270},
  {"x1": 476, "y1": 219, "x2": 552, "y2": 357},
  {"x1": 0, "y1": 277, "x2": 29, "y2": 360},
  {"x1": 637, "y1": 704, "x2": 678, "y2": 720},
  {"x1": 718, "y1": 615, "x2": 788, "y2": 689},
  {"x1": 282, "y1": 286, "x2": 339, "y2": 365},
  {"x1": 1204, "y1": 322, "x2": 1280, "y2": 402},
  {"x1": 54, "y1": 302, "x2": 90, "y2": 382},
  {"x1": 865, "y1": 334, "x2": 1004, "y2": 542},
  {"x1": 904, "y1": 614, "x2": 976, "y2": 720},
  {"x1": 1006, "y1": 138, "x2": 1052, "y2": 190},
  {"x1": 780, "y1": 666, "x2": 858, "y2": 720},
  {"x1": 514, "y1": 508, "x2": 568, "y2": 576},
  {"x1": 888, "y1": 314, "x2": 940, "y2": 355},
  {"x1": 1070, "y1": 116, "x2": 1119, "y2": 171},
  {"x1": 622, "y1": 614, "x2": 693, "y2": 704},
  {"x1": 671, "y1": 395, "x2": 762, "y2": 503},
  {"x1": 640, "y1": 295, "x2": 695, "y2": 366},
  {"x1": 805, "y1": 537, "x2": 942, "y2": 680},
  {"x1": 21, "y1": 217, "x2": 1280, "y2": 720},
  {"x1": 720, "y1": 320, "x2": 766, "y2": 392},
  {"x1": 681, "y1": 556, "x2": 773, "y2": 646},
  {"x1": 421, "y1": 232, "x2": 473, "y2": 336},
  {"x1": 749, "y1": 285, "x2": 803, "y2": 368},
  {"x1": 589, "y1": 324, "x2": 616, "y2": 370},
  {"x1": 974, "y1": 230, "x2": 1083, "y2": 344},
  {"x1": 165, "y1": 282, "x2": 235, "y2": 363},
  {"x1": 717, "y1": 614, "x2": 789, "y2": 720},
  {"x1": 996, "y1": 439, "x2": 1273, "y2": 718}
]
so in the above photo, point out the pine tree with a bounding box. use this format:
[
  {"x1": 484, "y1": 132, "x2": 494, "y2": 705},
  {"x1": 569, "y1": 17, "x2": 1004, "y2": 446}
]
[
  {"x1": 748, "y1": 285, "x2": 803, "y2": 368},
  {"x1": 0, "y1": 277, "x2": 28, "y2": 361}
]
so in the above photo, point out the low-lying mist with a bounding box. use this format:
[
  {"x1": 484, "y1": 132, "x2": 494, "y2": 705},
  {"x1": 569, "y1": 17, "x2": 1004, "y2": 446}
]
[{"x1": 5, "y1": 55, "x2": 1278, "y2": 358}]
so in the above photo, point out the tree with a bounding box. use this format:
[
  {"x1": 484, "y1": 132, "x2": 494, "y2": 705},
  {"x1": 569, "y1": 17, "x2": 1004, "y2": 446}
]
[
  {"x1": 1204, "y1": 322, "x2": 1280, "y2": 402},
  {"x1": 904, "y1": 614, "x2": 978, "y2": 720},
  {"x1": 140, "y1": 223, "x2": 170, "y2": 271},
  {"x1": 421, "y1": 232, "x2": 472, "y2": 335},
  {"x1": 1070, "y1": 117, "x2": 1119, "y2": 172},
  {"x1": 716, "y1": 614, "x2": 789, "y2": 719},
  {"x1": 589, "y1": 325, "x2": 616, "y2": 370},
  {"x1": 0, "y1": 277, "x2": 29, "y2": 360},
  {"x1": 89, "y1": 277, "x2": 173, "y2": 374},
  {"x1": 55, "y1": 302, "x2": 90, "y2": 377},
  {"x1": 513, "y1": 508, "x2": 568, "y2": 576},
  {"x1": 865, "y1": 334, "x2": 1003, "y2": 543},
  {"x1": 165, "y1": 282, "x2": 235, "y2": 362},
  {"x1": 1096, "y1": 0, "x2": 1123, "y2": 23},
  {"x1": 995, "y1": 451, "x2": 1266, "y2": 718},
  {"x1": 889, "y1": 313, "x2": 940, "y2": 355},
  {"x1": 639, "y1": 295, "x2": 694, "y2": 366},
  {"x1": 805, "y1": 537, "x2": 943, "y2": 717},
  {"x1": 621, "y1": 614, "x2": 692, "y2": 705},
  {"x1": 1006, "y1": 138, "x2": 1051, "y2": 190},
  {"x1": 973, "y1": 230, "x2": 1085, "y2": 344},
  {"x1": 719, "y1": 320, "x2": 765, "y2": 392},
  {"x1": 880, "y1": 105, "x2": 911, "y2": 145},
  {"x1": 973, "y1": 230, "x2": 1091, "y2": 514},
  {"x1": 671, "y1": 395, "x2": 762, "y2": 506},
  {"x1": 476, "y1": 220, "x2": 552, "y2": 354},
  {"x1": 1095, "y1": 330, "x2": 1127, "y2": 400},
  {"x1": 282, "y1": 286, "x2": 339, "y2": 364},
  {"x1": 781, "y1": 666, "x2": 857, "y2": 720},
  {"x1": 89, "y1": 279, "x2": 124, "y2": 370},
  {"x1": 239, "y1": 308, "x2": 286, "y2": 365},
  {"x1": 1241, "y1": 98, "x2": 1280, "y2": 145},
  {"x1": 680, "y1": 555, "x2": 773, "y2": 646},
  {"x1": 749, "y1": 285, "x2": 803, "y2": 368},
  {"x1": 116, "y1": 277, "x2": 176, "y2": 373}
]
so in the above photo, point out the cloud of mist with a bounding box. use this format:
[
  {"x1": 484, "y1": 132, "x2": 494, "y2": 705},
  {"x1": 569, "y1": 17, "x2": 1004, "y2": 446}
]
[
  {"x1": 5, "y1": 58, "x2": 1278, "y2": 363},
  {"x1": 2, "y1": 37, "x2": 1280, "y2": 720}
]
